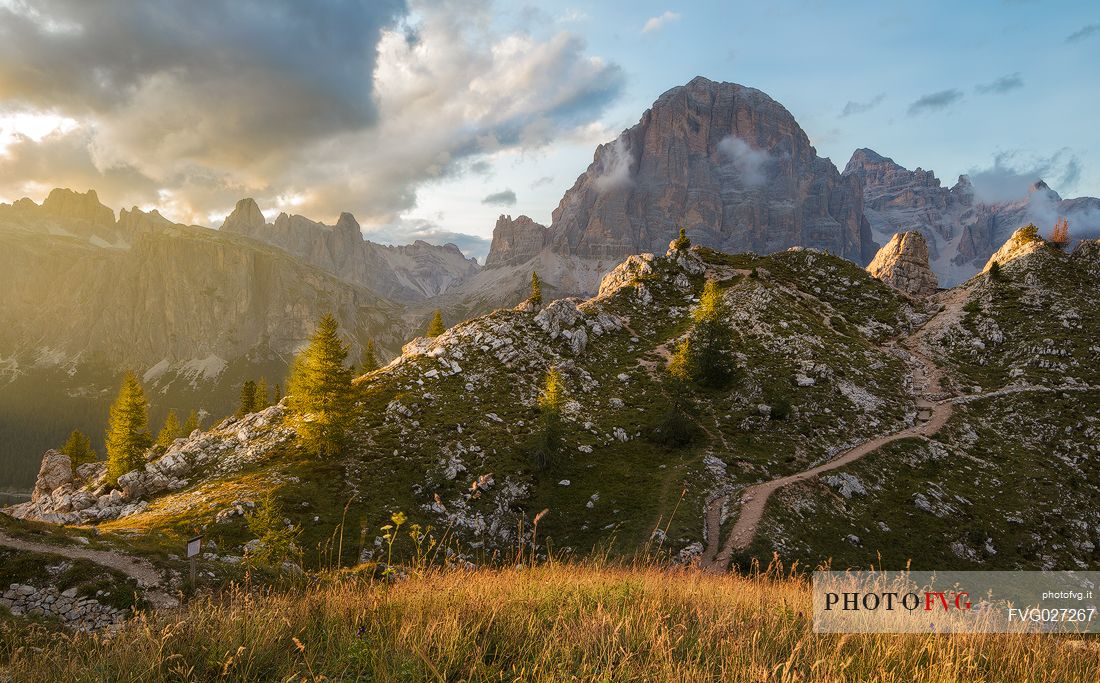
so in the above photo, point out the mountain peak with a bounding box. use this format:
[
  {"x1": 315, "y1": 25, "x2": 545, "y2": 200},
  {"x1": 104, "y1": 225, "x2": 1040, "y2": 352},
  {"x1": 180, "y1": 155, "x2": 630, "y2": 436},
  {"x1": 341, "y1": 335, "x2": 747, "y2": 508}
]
[
  {"x1": 40, "y1": 188, "x2": 115, "y2": 225},
  {"x1": 221, "y1": 198, "x2": 266, "y2": 233}
]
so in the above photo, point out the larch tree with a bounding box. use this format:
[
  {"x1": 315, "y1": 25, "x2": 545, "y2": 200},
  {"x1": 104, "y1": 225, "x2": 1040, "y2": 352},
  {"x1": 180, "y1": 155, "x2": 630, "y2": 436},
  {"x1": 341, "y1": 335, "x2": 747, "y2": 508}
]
[
  {"x1": 667, "y1": 280, "x2": 735, "y2": 389},
  {"x1": 530, "y1": 272, "x2": 543, "y2": 306},
  {"x1": 1051, "y1": 217, "x2": 1070, "y2": 249},
  {"x1": 60, "y1": 429, "x2": 97, "y2": 468},
  {"x1": 533, "y1": 367, "x2": 565, "y2": 470},
  {"x1": 255, "y1": 378, "x2": 270, "y2": 410},
  {"x1": 182, "y1": 409, "x2": 201, "y2": 435},
  {"x1": 426, "y1": 310, "x2": 445, "y2": 337},
  {"x1": 286, "y1": 314, "x2": 356, "y2": 456},
  {"x1": 156, "y1": 409, "x2": 182, "y2": 447},
  {"x1": 237, "y1": 380, "x2": 258, "y2": 417},
  {"x1": 361, "y1": 339, "x2": 379, "y2": 373},
  {"x1": 105, "y1": 371, "x2": 151, "y2": 485}
]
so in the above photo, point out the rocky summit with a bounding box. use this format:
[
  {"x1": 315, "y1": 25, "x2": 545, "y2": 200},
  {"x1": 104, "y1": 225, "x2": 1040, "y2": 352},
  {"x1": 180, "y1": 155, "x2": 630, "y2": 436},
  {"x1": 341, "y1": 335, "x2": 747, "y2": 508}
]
[
  {"x1": 866, "y1": 231, "x2": 939, "y2": 298},
  {"x1": 481, "y1": 77, "x2": 875, "y2": 299}
]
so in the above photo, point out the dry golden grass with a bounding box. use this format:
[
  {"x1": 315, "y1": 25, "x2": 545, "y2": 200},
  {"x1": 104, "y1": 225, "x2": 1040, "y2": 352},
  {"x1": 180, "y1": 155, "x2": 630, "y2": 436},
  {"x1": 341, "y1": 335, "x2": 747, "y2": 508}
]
[{"x1": 4, "y1": 562, "x2": 1098, "y2": 682}]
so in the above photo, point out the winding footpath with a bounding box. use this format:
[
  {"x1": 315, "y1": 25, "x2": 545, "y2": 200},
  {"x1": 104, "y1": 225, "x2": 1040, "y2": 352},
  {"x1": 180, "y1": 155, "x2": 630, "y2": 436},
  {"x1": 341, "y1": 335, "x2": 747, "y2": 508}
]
[
  {"x1": 0, "y1": 530, "x2": 178, "y2": 609},
  {"x1": 700, "y1": 293, "x2": 961, "y2": 572}
]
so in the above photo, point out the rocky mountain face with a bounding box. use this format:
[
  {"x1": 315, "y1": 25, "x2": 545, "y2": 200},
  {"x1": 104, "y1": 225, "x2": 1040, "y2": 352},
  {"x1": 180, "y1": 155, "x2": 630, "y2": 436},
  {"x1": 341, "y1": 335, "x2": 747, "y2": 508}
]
[
  {"x1": 479, "y1": 77, "x2": 876, "y2": 301},
  {"x1": 866, "y1": 231, "x2": 938, "y2": 298},
  {"x1": 221, "y1": 199, "x2": 481, "y2": 302},
  {"x1": 844, "y1": 149, "x2": 1100, "y2": 286},
  {"x1": 0, "y1": 190, "x2": 429, "y2": 493}
]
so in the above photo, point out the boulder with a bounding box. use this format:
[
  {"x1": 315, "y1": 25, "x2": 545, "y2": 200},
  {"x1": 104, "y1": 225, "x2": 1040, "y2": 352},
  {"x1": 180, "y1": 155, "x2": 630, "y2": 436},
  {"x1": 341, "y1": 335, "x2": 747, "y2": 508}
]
[
  {"x1": 30, "y1": 450, "x2": 73, "y2": 504},
  {"x1": 866, "y1": 231, "x2": 939, "y2": 297}
]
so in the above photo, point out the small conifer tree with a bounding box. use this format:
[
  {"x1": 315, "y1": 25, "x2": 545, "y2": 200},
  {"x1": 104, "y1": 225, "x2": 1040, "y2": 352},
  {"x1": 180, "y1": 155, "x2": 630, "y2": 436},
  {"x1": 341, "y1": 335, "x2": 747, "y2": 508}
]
[
  {"x1": 988, "y1": 260, "x2": 1002, "y2": 280},
  {"x1": 105, "y1": 371, "x2": 151, "y2": 485},
  {"x1": 60, "y1": 429, "x2": 97, "y2": 468},
  {"x1": 156, "y1": 409, "x2": 182, "y2": 447},
  {"x1": 530, "y1": 272, "x2": 543, "y2": 306},
  {"x1": 533, "y1": 367, "x2": 565, "y2": 469},
  {"x1": 237, "y1": 380, "x2": 258, "y2": 417},
  {"x1": 255, "y1": 378, "x2": 270, "y2": 410},
  {"x1": 246, "y1": 492, "x2": 301, "y2": 567},
  {"x1": 666, "y1": 280, "x2": 735, "y2": 389},
  {"x1": 182, "y1": 409, "x2": 201, "y2": 434},
  {"x1": 671, "y1": 227, "x2": 691, "y2": 251},
  {"x1": 1051, "y1": 217, "x2": 1070, "y2": 249},
  {"x1": 361, "y1": 339, "x2": 379, "y2": 373},
  {"x1": 426, "y1": 310, "x2": 445, "y2": 337},
  {"x1": 286, "y1": 314, "x2": 356, "y2": 456}
]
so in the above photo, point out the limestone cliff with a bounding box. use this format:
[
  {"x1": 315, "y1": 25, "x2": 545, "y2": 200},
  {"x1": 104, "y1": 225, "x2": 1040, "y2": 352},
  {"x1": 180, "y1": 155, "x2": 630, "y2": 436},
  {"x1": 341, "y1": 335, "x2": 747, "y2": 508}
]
[
  {"x1": 484, "y1": 77, "x2": 876, "y2": 273},
  {"x1": 221, "y1": 199, "x2": 481, "y2": 302}
]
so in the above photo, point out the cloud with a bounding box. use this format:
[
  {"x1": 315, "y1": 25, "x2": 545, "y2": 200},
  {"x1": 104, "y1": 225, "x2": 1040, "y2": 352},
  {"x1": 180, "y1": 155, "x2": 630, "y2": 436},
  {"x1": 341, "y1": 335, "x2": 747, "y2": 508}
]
[
  {"x1": 1066, "y1": 24, "x2": 1099, "y2": 43},
  {"x1": 968, "y1": 148, "x2": 1082, "y2": 203},
  {"x1": 481, "y1": 189, "x2": 517, "y2": 206},
  {"x1": 642, "y1": 11, "x2": 681, "y2": 34},
  {"x1": 0, "y1": 0, "x2": 623, "y2": 234},
  {"x1": 975, "y1": 73, "x2": 1023, "y2": 95},
  {"x1": 840, "y1": 93, "x2": 885, "y2": 117},
  {"x1": 531, "y1": 176, "x2": 555, "y2": 189},
  {"x1": 592, "y1": 137, "x2": 634, "y2": 193},
  {"x1": 717, "y1": 136, "x2": 777, "y2": 188},
  {"x1": 907, "y1": 89, "x2": 964, "y2": 115}
]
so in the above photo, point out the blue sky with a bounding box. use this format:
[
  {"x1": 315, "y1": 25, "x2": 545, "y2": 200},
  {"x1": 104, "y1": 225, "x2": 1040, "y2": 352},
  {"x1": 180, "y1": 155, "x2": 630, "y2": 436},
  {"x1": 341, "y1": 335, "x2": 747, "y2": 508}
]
[{"x1": 0, "y1": 0, "x2": 1096, "y2": 261}]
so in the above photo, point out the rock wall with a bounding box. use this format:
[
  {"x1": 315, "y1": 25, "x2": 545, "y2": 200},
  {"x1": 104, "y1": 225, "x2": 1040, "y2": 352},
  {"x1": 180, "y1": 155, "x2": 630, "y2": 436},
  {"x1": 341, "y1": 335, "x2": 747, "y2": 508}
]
[
  {"x1": 1, "y1": 583, "x2": 126, "y2": 631},
  {"x1": 486, "y1": 77, "x2": 875, "y2": 270}
]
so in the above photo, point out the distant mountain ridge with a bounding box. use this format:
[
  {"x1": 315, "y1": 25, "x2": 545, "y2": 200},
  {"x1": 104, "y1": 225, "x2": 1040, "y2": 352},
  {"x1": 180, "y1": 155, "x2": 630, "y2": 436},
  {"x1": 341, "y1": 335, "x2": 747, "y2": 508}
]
[
  {"x1": 843, "y1": 148, "x2": 1100, "y2": 286},
  {"x1": 221, "y1": 198, "x2": 480, "y2": 302}
]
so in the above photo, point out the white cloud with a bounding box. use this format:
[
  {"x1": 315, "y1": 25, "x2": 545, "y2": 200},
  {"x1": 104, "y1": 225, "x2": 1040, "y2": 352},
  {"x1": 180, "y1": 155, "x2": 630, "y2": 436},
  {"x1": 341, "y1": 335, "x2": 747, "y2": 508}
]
[
  {"x1": 642, "y1": 11, "x2": 681, "y2": 34},
  {"x1": 718, "y1": 136, "x2": 775, "y2": 188},
  {"x1": 592, "y1": 137, "x2": 634, "y2": 193}
]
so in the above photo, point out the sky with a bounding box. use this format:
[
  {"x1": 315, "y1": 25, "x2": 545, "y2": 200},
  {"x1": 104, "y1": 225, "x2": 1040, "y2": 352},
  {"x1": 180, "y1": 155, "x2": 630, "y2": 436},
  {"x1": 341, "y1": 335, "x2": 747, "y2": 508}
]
[{"x1": 0, "y1": 0, "x2": 1097, "y2": 261}]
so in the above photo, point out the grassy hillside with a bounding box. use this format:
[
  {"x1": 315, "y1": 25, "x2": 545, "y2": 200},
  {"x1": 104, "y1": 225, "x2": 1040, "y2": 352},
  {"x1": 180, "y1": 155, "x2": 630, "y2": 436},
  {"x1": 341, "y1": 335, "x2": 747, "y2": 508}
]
[
  {"x1": 3, "y1": 562, "x2": 1098, "y2": 682},
  {"x1": 87, "y1": 245, "x2": 916, "y2": 571}
]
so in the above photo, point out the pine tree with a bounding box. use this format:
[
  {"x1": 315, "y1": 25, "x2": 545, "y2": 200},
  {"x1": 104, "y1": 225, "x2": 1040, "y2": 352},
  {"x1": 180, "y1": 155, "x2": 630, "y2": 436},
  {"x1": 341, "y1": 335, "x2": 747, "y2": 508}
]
[
  {"x1": 532, "y1": 367, "x2": 565, "y2": 470},
  {"x1": 156, "y1": 409, "x2": 182, "y2": 447},
  {"x1": 286, "y1": 314, "x2": 356, "y2": 456},
  {"x1": 988, "y1": 260, "x2": 1002, "y2": 280},
  {"x1": 255, "y1": 378, "x2": 270, "y2": 410},
  {"x1": 183, "y1": 409, "x2": 201, "y2": 435},
  {"x1": 671, "y1": 227, "x2": 691, "y2": 251},
  {"x1": 60, "y1": 429, "x2": 97, "y2": 468},
  {"x1": 237, "y1": 380, "x2": 258, "y2": 417},
  {"x1": 361, "y1": 339, "x2": 379, "y2": 373},
  {"x1": 105, "y1": 371, "x2": 151, "y2": 485},
  {"x1": 273, "y1": 383, "x2": 283, "y2": 402},
  {"x1": 426, "y1": 310, "x2": 445, "y2": 337},
  {"x1": 530, "y1": 272, "x2": 543, "y2": 306}
]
